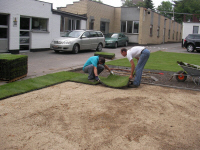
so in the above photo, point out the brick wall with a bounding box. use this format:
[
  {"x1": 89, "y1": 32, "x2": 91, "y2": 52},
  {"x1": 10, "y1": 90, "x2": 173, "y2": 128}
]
[
  {"x1": 59, "y1": 1, "x2": 87, "y2": 15},
  {"x1": 139, "y1": 7, "x2": 182, "y2": 45},
  {"x1": 87, "y1": 1, "x2": 115, "y2": 32}
]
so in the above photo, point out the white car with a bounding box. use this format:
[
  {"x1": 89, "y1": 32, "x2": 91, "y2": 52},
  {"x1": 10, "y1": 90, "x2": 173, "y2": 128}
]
[{"x1": 50, "y1": 30, "x2": 105, "y2": 54}]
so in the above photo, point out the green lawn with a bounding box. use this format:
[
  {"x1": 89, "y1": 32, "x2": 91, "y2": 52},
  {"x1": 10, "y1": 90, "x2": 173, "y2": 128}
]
[
  {"x1": 106, "y1": 51, "x2": 200, "y2": 72},
  {"x1": 1, "y1": 51, "x2": 200, "y2": 100}
]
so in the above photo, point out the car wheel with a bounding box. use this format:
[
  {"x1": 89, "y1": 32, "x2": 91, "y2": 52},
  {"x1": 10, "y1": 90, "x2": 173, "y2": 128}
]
[
  {"x1": 187, "y1": 44, "x2": 194, "y2": 52},
  {"x1": 114, "y1": 42, "x2": 118, "y2": 48},
  {"x1": 125, "y1": 41, "x2": 128, "y2": 47},
  {"x1": 72, "y1": 44, "x2": 79, "y2": 54},
  {"x1": 54, "y1": 50, "x2": 59, "y2": 53},
  {"x1": 96, "y1": 43, "x2": 103, "y2": 51}
]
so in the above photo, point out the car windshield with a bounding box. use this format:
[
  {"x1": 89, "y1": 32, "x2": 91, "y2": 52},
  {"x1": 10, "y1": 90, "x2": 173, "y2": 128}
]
[
  {"x1": 105, "y1": 33, "x2": 119, "y2": 38},
  {"x1": 64, "y1": 31, "x2": 84, "y2": 38}
]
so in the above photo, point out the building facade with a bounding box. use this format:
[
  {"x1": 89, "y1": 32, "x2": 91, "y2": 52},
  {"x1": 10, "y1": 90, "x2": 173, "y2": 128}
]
[
  {"x1": 0, "y1": 0, "x2": 87, "y2": 53},
  {"x1": 59, "y1": 0, "x2": 182, "y2": 45}
]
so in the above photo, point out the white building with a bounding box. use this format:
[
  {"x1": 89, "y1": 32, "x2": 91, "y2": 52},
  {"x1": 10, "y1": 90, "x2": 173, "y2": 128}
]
[{"x1": 0, "y1": 0, "x2": 87, "y2": 53}]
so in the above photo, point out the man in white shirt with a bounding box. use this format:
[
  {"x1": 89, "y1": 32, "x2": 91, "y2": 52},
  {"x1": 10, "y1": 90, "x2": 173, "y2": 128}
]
[{"x1": 121, "y1": 46, "x2": 150, "y2": 88}]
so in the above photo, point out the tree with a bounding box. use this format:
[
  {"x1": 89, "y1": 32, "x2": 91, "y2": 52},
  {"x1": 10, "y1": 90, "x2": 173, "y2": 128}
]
[
  {"x1": 122, "y1": 0, "x2": 136, "y2": 7},
  {"x1": 174, "y1": 0, "x2": 200, "y2": 23},
  {"x1": 144, "y1": 0, "x2": 154, "y2": 10},
  {"x1": 157, "y1": 1, "x2": 173, "y2": 18}
]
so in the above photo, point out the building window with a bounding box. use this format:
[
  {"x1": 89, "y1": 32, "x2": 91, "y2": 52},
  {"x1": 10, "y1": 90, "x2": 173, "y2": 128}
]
[
  {"x1": 127, "y1": 21, "x2": 132, "y2": 33},
  {"x1": 193, "y1": 26, "x2": 199, "y2": 34},
  {"x1": 100, "y1": 21, "x2": 106, "y2": 34},
  {"x1": 20, "y1": 17, "x2": 30, "y2": 30},
  {"x1": 173, "y1": 31, "x2": 175, "y2": 40},
  {"x1": 32, "y1": 18, "x2": 48, "y2": 31},
  {"x1": 176, "y1": 32, "x2": 178, "y2": 40},
  {"x1": 150, "y1": 25, "x2": 153, "y2": 36},
  {"x1": 121, "y1": 21, "x2": 139, "y2": 34},
  {"x1": 157, "y1": 27, "x2": 160, "y2": 37},
  {"x1": 134, "y1": 21, "x2": 139, "y2": 33},
  {"x1": 121, "y1": 21, "x2": 126, "y2": 32},
  {"x1": 168, "y1": 30, "x2": 170, "y2": 39},
  {"x1": 89, "y1": 22, "x2": 94, "y2": 30}
]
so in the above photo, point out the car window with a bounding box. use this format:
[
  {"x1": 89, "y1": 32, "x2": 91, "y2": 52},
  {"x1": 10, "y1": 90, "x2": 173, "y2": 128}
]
[
  {"x1": 187, "y1": 34, "x2": 195, "y2": 39},
  {"x1": 65, "y1": 30, "x2": 84, "y2": 38},
  {"x1": 82, "y1": 32, "x2": 90, "y2": 38},
  {"x1": 96, "y1": 32, "x2": 103, "y2": 37},
  {"x1": 89, "y1": 31, "x2": 98, "y2": 37},
  {"x1": 194, "y1": 35, "x2": 200, "y2": 39},
  {"x1": 105, "y1": 33, "x2": 118, "y2": 38}
]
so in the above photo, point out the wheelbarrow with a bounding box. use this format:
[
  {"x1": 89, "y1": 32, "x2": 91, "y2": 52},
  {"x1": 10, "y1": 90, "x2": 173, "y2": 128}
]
[{"x1": 170, "y1": 62, "x2": 200, "y2": 85}]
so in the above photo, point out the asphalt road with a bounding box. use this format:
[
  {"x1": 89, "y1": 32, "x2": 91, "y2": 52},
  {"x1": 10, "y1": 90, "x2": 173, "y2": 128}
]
[
  {"x1": 21, "y1": 42, "x2": 200, "y2": 79},
  {"x1": 1, "y1": 42, "x2": 199, "y2": 85}
]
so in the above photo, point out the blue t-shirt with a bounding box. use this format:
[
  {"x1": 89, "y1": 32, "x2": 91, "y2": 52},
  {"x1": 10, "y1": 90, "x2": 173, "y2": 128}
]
[{"x1": 83, "y1": 56, "x2": 99, "y2": 70}]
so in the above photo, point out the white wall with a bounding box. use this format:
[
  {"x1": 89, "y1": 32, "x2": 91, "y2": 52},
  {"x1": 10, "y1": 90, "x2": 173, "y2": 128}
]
[
  {"x1": 0, "y1": 0, "x2": 60, "y2": 50},
  {"x1": 81, "y1": 20, "x2": 87, "y2": 30},
  {"x1": 182, "y1": 22, "x2": 200, "y2": 39}
]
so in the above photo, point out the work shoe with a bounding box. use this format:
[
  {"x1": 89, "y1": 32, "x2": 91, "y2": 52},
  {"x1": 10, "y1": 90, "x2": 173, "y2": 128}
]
[
  {"x1": 129, "y1": 84, "x2": 139, "y2": 88},
  {"x1": 88, "y1": 78, "x2": 95, "y2": 82}
]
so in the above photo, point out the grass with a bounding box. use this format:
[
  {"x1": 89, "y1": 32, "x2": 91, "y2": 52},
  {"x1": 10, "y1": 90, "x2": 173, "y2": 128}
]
[
  {"x1": 106, "y1": 51, "x2": 200, "y2": 72},
  {"x1": 0, "y1": 71, "x2": 129, "y2": 100},
  {"x1": 94, "y1": 52, "x2": 115, "y2": 59},
  {"x1": 1, "y1": 51, "x2": 200, "y2": 100}
]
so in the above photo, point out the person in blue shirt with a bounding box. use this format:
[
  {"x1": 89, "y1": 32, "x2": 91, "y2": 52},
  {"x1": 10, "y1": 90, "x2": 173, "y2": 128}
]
[{"x1": 83, "y1": 56, "x2": 113, "y2": 81}]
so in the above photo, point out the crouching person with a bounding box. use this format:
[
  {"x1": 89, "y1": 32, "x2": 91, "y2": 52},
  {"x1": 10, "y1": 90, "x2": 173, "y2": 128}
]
[{"x1": 83, "y1": 56, "x2": 113, "y2": 81}]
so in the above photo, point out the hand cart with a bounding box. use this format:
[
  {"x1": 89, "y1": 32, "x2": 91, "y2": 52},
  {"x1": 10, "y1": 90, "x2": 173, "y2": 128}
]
[{"x1": 170, "y1": 62, "x2": 200, "y2": 85}]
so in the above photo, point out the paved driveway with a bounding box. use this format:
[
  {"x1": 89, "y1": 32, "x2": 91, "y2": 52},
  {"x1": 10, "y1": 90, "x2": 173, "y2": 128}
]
[{"x1": 21, "y1": 42, "x2": 194, "y2": 79}]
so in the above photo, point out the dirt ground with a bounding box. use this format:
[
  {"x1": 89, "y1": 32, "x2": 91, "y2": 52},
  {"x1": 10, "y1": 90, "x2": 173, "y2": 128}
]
[{"x1": 1, "y1": 75, "x2": 200, "y2": 149}]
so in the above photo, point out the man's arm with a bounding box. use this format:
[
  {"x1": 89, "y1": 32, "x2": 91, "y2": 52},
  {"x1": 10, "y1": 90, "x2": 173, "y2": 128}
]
[
  {"x1": 104, "y1": 64, "x2": 111, "y2": 72},
  {"x1": 129, "y1": 59, "x2": 135, "y2": 79},
  {"x1": 93, "y1": 67, "x2": 98, "y2": 76}
]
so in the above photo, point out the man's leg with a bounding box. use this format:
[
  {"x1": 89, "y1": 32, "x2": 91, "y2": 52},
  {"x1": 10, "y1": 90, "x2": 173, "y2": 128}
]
[
  {"x1": 133, "y1": 49, "x2": 150, "y2": 86},
  {"x1": 83, "y1": 64, "x2": 95, "y2": 79}
]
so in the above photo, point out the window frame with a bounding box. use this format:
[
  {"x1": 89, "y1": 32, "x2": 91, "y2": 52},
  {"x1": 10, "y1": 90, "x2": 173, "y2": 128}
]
[{"x1": 121, "y1": 21, "x2": 139, "y2": 34}]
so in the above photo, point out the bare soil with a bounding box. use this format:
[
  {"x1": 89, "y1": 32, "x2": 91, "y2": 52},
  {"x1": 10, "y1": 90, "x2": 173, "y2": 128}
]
[{"x1": 0, "y1": 68, "x2": 200, "y2": 150}]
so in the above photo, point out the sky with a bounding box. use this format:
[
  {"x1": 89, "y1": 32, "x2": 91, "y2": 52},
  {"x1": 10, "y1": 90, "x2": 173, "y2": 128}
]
[{"x1": 40, "y1": 0, "x2": 173, "y2": 9}]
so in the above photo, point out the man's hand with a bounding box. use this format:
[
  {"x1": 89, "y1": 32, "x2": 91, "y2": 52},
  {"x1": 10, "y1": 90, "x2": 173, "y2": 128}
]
[
  {"x1": 110, "y1": 71, "x2": 114, "y2": 75},
  {"x1": 129, "y1": 75, "x2": 133, "y2": 79},
  {"x1": 95, "y1": 76, "x2": 100, "y2": 81}
]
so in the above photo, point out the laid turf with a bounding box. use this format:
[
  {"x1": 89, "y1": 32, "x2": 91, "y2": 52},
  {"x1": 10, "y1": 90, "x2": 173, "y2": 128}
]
[
  {"x1": 106, "y1": 51, "x2": 200, "y2": 72},
  {"x1": 0, "y1": 71, "x2": 129, "y2": 100},
  {"x1": 94, "y1": 52, "x2": 115, "y2": 59}
]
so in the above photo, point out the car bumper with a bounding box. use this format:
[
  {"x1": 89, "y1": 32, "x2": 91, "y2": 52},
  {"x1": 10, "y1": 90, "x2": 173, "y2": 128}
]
[
  {"x1": 50, "y1": 44, "x2": 73, "y2": 51},
  {"x1": 105, "y1": 43, "x2": 115, "y2": 47}
]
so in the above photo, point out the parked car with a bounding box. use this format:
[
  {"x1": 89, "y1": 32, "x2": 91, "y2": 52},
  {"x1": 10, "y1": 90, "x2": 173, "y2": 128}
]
[
  {"x1": 50, "y1": 30, "x2": 105, "y2": 54},
  {"x1": 183, "y1": 34, "x2": 200, "y2": 52},
  {"x1": 104, "y1": 33, "x2": 129, "y2": 48}
]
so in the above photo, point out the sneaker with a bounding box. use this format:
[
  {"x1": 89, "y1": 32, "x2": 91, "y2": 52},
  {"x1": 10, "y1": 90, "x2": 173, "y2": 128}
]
[
  {"x1": 129, "y1": 84, "x2": 139, "y2": 88},
  {"x1": 88, "y1": 78, "x2": 95, "y2": 82}
]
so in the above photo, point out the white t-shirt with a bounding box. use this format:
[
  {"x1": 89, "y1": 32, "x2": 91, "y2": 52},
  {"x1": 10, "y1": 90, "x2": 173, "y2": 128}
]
[{"x1": 127, "y1": 46, "x2": 145, "y2": 62}]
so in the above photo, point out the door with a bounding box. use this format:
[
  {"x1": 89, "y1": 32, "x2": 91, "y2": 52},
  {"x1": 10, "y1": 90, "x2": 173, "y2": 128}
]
[
  {"x1": 80, "y1": 31, "x2": 90, "y2": 50},
  {"x1": 89, "y1": 31, "x2": 98, "y2": 49},
  {"x1": 20, "y1": 17, "x2": 30, "y2": 50},
  {"x1": 0, "y1": 14, "x2": 9, "y2": 52},
  {"x1": 118, "y1": 33, "x2": 126, "y2": 46},
  {"x1": 194, "y1": 34, "x2": 200, "y2": 48}
]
